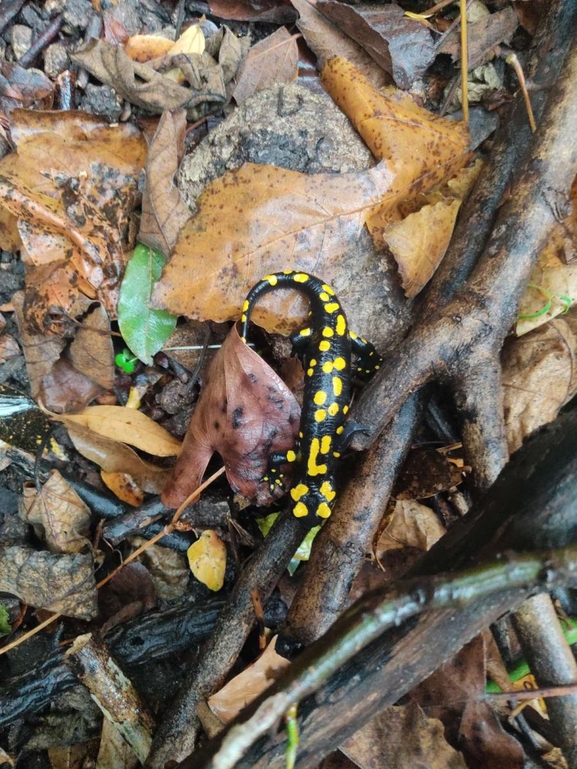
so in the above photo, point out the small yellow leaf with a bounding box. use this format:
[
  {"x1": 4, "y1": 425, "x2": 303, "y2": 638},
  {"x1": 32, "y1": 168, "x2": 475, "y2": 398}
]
[
  {"x1": 53, "y1": 405, "x2": 181, "y2": 456},
  {"x1": 187, "y1": 530, "x2": 227, "y2": 591},
  {"x1": 164, "y1": 25, "x2": 205, "y2": 82}
]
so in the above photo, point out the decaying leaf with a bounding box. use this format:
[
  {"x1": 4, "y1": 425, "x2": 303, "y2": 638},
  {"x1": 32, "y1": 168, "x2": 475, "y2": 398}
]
[
  {"x1": 503, "y1": 320, "x2": 577, "y2": 453},
  {"x1": 341, "y1": 702, "x2": 467, "y2": 769},
  {"x1": 320, "y1": 58, "x2": 470, "y2": 200},
  {"x1": 53, "y1": 405, "x2": 181, "y2": 457},
  {"x1": 209, "y1": 0, "x2": 297, "y2": 23},
  {"x1": 132, "y1": 539, "x2": 190, "y2": 600},
  {"x1": 208, "y1": 636, "x2": 291, "y2": 722},
  {"x1": 162, "y1": 325, "x2": 300, "y2": 509},
  {"x1": 187, "y1": 530, "x2": 227, "y2": 591},
  {"x1": 437, "y1": 7, "x2": 519, "y2": 70},
  {"x1": 139, "y1": 110, "x2": 191, "y2": 255},
  {"x1": 19, "y1": 470, "x2": 92, "y2": 554},
  {"x1": 73, "y1": 40, "x2": 228, "y2": 122},
  {"x1": 291, "y1": 0, "x2": 391, "y2": 89},
  {"x1": 232, "y1": 27, "x2": 298, "y2": 104},
  {"x1": 0, "y1": 545, "x2": 97, "y2": 619},
  {"x1": 95, "y1": 718, "x2": 139, "y2": 769},
  {"x1": 377, "y1": 499, "x2": 446, "y2": 555},
  {"x1": 101, "y1": 471, "x2": 145, "y2": 507},
  {"x1": 0, "y1": 61, "x2": 53, "y2": 115},
  {"x1": 69, "y1": 304, "x2": 115, "y2": 392},
  {"x1": 316, "y1": 2, "x2": 435, "y2": 89},
  {"x1": 395, "y1": 447, "x2": 464, "y2": 499},
  {"x1": 0, "y1": 332, "x2": 20, "y2": 364}
]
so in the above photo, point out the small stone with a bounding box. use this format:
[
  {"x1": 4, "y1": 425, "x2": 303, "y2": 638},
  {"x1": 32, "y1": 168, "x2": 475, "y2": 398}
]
[
  {"x1": 45, "y1": 0, "x2": 66, "y2": 14},
  {"x1": 20, "y1": 5, "x2": 46, "y2": 34},
  {"x1": 79, "y1": 84, "x2": 123, "y2": 122},
  {"x1": 11, "y1": 25, "x2": 33, "y2": 60},
  {"x1": 63, "y1": 0, "x2": 94, "y2": 31},
  {"x1": 43, "y1": 43, "x2": 70, "y2": 79}
]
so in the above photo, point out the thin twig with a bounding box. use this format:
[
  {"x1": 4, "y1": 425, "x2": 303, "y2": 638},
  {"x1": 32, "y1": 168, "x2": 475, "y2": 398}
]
[{"x1": 19, "y1": 14, "x2": 64, "y2": 69}]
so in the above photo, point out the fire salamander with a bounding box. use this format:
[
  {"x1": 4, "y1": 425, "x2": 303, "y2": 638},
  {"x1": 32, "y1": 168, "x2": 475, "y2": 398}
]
[{"x1": 240, "y1": 271, "x2": 383, "y2": 526}]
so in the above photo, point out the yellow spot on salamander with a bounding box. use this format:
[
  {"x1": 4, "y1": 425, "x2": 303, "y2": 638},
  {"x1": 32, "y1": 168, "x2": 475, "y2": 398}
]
[
  {"x1": 334, "y1": 357, "x2": 346, "y2": 370},
  {"x1": 322, "y1": 361, "x2": 333, "y2": 374},
  {"x1": 298, "y1": 431, "x2": 304, "y2": 438},
  {"x1": 293, "y1": 502, "x2": 309, "y2": 518},
  {"x1": 264, "y1": 274, "x2": 278, "y2": 285},
  {"x1": 314, "y1": 391, "x2": 327, "y2": 405},
  {"x1": 290, "y1": 483, "x2": 309, "y2": 501},
  {"x1": 320, "y1": 435, "x2": 331, "y2": 454},
  {"x1": 336, "y1": 426, "x2": 344, "y2": 435},
  {"x1": 317, "y1": 502, "x2": 332, "y2": 518},
  {"x1": 324, "y1": 302, "x2": 339, "y2": 313},
  {"x1": 294, "y1": 273, "x2": 309, "y2": 283},
  {"x1": 350, "y1": 330, "x2": 358, "y2": 339},
  {"x1": 322, "y1": 327, "x2": 334, "y2": 337},
  {"x1": 241, "y1": 314, "x2": 247, "y2": 322},
  {"x1": 309, "y1": 359, "x2": 317, "y2": 367},
  {"x1": 286, "y1": 450, "x2": 297, "y2": 462},
  {"x1": 333, "y1": 451, "x2": 341, "y2": 458},
  {"x1": 319, "y1": 340, "x2": 331, "y2": 352},
  {"x1": 283, "y1": 269, "x2": 293, "y2": 274},
  {"x1": 315, "y1": 409, "x2": 327, "y2": 422},
  {"x1": 328, "y1": 403, "x2": 339, "y2": 416},
  {"x1": 322, "y1": 284, "x2": 335, "y2": 295},
  {"x1": 242, "y1": 300, "x2": 249, "y2": 312},
  {"x1": 299, "y1": 327, "x2": 312, "y2": 337},
  {"x1": 319, "y1": 292, "x2": 330, "y2": 302},
  {"x1": 343, "y1": 404, "x2": 349, "y2": 414},
  {"x1": 332, "y1": 376, "x2": 342, "y2": 396},
  {"x1": 307, "y1": 368, "x2": 314, "y2": 376},
  {"x1": 320, "y1": 480, "x2": 336, "y2": 501},
  {"x1": 307, "y1": 438, "x2": 327, "y2": 476},
  {"x1": 336, "y1": 315, "x2": 346, "y2": 336}
]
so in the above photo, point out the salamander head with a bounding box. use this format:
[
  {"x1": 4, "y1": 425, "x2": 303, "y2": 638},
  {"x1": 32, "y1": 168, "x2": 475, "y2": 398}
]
[{"x1": 289, "y1": 479, "x2": 337, "y2": 523}]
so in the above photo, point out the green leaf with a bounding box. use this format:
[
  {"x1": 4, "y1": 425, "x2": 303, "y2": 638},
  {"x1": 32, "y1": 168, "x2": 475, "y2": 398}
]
[
  {"x1": 0, "y1": 605, "x2": 11, "y2": 636},
  {"x1": 118, "y1": 244, "x2": 177, "y2": 365}
]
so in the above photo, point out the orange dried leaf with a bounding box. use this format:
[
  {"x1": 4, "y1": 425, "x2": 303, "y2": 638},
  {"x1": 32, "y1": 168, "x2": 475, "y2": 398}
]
[
  {"x1": 162, "y1": 325, "x2": 300, "y2": 508},
  {"x1": 153, "y1": 162, "x2": 395, "y2": 335},
  {"x1": 124, "y1": 35, "x2": 174, "y2": 62},
  {"x1": 233, "y1": 27, "x2": 298, "y2": 104},
  {"x1": 101, "y1": 470, "x2": 145, "y2": 507},
  {"x1": 187, "y1": 530, "x2": 227, "y2": 591},
  {"x1": 53, "y1": 405, "x2": 181, "y2": 457},
  {"x1": 320, "y1": 57, "x2": 470, "y2": 197}
]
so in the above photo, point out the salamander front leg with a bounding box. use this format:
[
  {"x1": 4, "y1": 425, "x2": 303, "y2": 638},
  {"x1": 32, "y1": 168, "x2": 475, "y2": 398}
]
[
  {"x1": 350, "y1": 331, "x2": 383, "y2": 382},
  {"x1": 262, "y1": 449, "x2": 300, "y2": 494}
]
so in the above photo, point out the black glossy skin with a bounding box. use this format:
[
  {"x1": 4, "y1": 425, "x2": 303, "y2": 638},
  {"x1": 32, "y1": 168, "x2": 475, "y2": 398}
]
[{"x1": 240, "y1": 271, "x2": 382, "y2": 525}]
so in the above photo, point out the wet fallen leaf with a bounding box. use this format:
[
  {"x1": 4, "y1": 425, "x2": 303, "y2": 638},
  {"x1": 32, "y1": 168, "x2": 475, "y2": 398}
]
[
  {"x1": 98, "y1": 562, "x2": 157, "y2": 630},
  {"x1": 187, "y1": 530, "x2": 227, "y2": 591},
  {"x1": 124, "y1": 34, "x2": 174, "y2": 63},
  {"x1": 316, "y1": 3, "x2": 435, "y2": 89},
  {"x1": 164, "y1": 24, "x2": 206, "y2": 82},
  {"x1": 377, "y1": 499, "x2": 446, "y2": 554},
  {"x1": 64, "y1": 420, "x2": 170, "y2": 495},
  {"x1": 209, "y1": 0, "x2": 297, "y2": 23},
  {"x1": 0, "y1": 545, "x2": 96, "y2": 619},
  {"x1": 233, "y1": 27, "x2": 298, "y2": 104},
  {"x1": 162, "y1": 325, "x2": 300, "y2": 508},
  {"x1": 0, "y1": 332, "x2": 20, "y2": 364},
  {"x1": 69, "y1": 304, "x2": 115, "y2": 392},
  {"x1": 341, "y1": 702, "x2": 467, "y2": 769},
  {"x1": 459, "y1": 701, "x2": 524, "y2": 769},
  {"x1": 291, "y1": 0, "x2": 391, "y2": 89},
  {"x1": 53, "y1": 405, "x2": 181, "y2": 457},
  {"x1": 139, "y1": 110, "x2": 191, "y2": 255},
  {"x1": 208, "y1": 636, "x2": 291, "y2": 722},
  {"x1": 502, "y1": 320, "x2": 577, "y2": 453},
  {"x1": 118, "y1": 244, "x2": 178, "y2": 365},
  {"x1": 0, "y1": 61, "x2": 53, "y2": 115},
  {"x1": 437, "y1": 7, "x2": 519, "y2": 69},
  {"x1": 101, "y1": 471, "x2": 145, "y2": 507},
  {"x1": 381, "y1": 198, "x2": 461, "y2": 298},
  {"x1": 321, "y1": 58, "x2": 471, "y2": 201},
  {"x1": 73, "y1": 40, "x2": 227, "y2": 122},
  {"x1": 19, "y1": 470, "x2": 91, "y2": 554},
  {"x1": 132, "y1": 539, "x2": 190, "y2": 600},
  {"x1": 95, "y1": 718, "x2": 139, "y2": 769}
]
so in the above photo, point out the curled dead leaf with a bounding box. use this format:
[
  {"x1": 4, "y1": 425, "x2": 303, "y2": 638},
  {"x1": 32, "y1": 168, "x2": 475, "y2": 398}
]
[{"x1": 377, "y1": 499, "x2": 446, "y2": 555}]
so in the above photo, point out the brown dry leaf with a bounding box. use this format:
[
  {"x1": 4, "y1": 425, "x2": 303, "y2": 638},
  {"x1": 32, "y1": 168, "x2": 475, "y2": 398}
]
[
  {"x1": 162, "y1": 325, "x2": 300, "y2": 508},
  {"x1": 0, "y1": 333, "x2": 20, "y2": 364},
  {"x1": 316, "y1": 2, "x2": 435, "y2": 89},
  {"x1": 153, "y1": 161, "x2": 395, "y2": 335},
  {"x1": 437, "y1": 7, "x2": 519, "y2": 69},
  {"x1": 19, "y1": 470, "x2": 91, "y2": 554},
  {"x1": 459, "y1": 701, "x2": 524, "y2": 768},
  {"x1": 321, "y1": 57, "x2": 470, "y2": 198},
  {"x1": 209, "y1": 0, "x2": 297, "y2": 23},
  {"x1": 164, "y1": 24, "x2": 206, "y2": 83},
  {"x1": 381, "y1": 198, "x2": 461, "y2": 298},
  {"x1": 377, "y1": 499, "x2": 446, "y2": 555},
  {"x1": 73, "y1": 40, "x2": 227, "y2": 121},
  {"x1": 0, "y1": 545, "x2": 97, "y2": 619},
  {"x1": 54, "y1": 405, "x2": 182, "y2": 457},
  {"x1": 502, "y1": 319, "x2": 577, "y2": 453},
  {"x1": 187, "y1": 530, "x2": 227, "y2": 591},
  {"x1": 95, "y1": 719, "x2": 139, "y2": 769},
  {"x1": 341, "y1": 702, "x2": 467, "y2": 769},
  {"x1": 69, "y1": 304, "x2": 115, "y2": 392},
  {"x1": 233, "y1": 27, "x2": 298, "y2": 104},
  {"x1": 291, "y1": 0, "x2": 391, "y2": 89},
  {"x1": 0, "y1": 61, "x2": 53, "y2": 115},
  {"x1": 0, "y1": 204, "x2": 20, "y2": 251},
  {"x1": 139, "y1": 109, "x2": 191, "y2": 255},
  {"x1": 132, "y1": 539, "x2": 190, "y2": 600},
  {"x1": 208, "y1": 636, "x2": 291, "y2": 722},
  {"x1": 64, "y1": 420, "x2": 170, "y2": 496}
]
